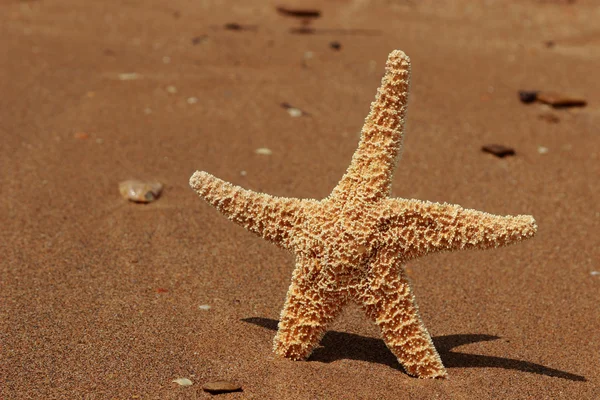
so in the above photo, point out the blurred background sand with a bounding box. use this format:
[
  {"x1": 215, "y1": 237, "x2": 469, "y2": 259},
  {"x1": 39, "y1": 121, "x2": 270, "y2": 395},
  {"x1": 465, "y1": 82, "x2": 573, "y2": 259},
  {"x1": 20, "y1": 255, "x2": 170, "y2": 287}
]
[{"x1": 1, "y1": 1, "x2": 599, "y2": 398}]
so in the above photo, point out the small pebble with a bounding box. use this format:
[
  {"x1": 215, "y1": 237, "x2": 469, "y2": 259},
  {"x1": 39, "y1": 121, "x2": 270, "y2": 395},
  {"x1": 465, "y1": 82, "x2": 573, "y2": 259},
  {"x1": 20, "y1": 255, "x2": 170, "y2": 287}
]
[
  {"x1": 172, "y1": 378, "x2": 193, "y2": 387},
  {"x1": 187, "y1": 97, "x2": 198, "y2": 104},
  {"x1": 518, "y1": 90, "x2": 538, "y2": 104},
  {"x1": 537, "y1": 146, "x2": 549, "y2": 154},
  {"x1": 199, "y1": 305, "x2": 211, "y2": 310},
  {"x1": 118, "y1": 72, "x2": 141, "y2": 81},
  {"x1": 119, "y1": 72, "x2": 142, "y2": 81},
  {"x1": 287, "y1": 107, "x2": 303, "y2": 117},
  {"x1": 302, "y1": 51, "x2": 314, "y2": 66},
  {"x1": 119, "y1": 180, "x2": 163, "y2": 203},
  {"x1": 591, "y1": 271, "x2": 599, "y2": 276},
  {"x1": 240, "y1": 170, "x2": 247, "y2": 176},
  {"x1": 281, "y1": 102, "x2": 306, "y2": 117},
  {"x1": 276, "y1": 6, "x2": 321, "y2": 18},
  {"x1": 482, "y1": 144, "x2": 516, "y2": 158},
  {"x1": 536, "y1": 91, "x2": 587, "y2": 108},
  {"x1": 166, "y1": 85, "x2": 178, "y2": 94},
  {"x1": 202, "y1": 381, "x2": 242, "y2": 394},
  {"x1": 329, "y1": 41, "x2": 342, "y2": 51},
  {"x1": 162, "y1": 56, "x2": 171, "y2": 64},
  {"x1": 144, "y1": 108, "x2": 152, "y2": 115},
  {"x1": 73, "y1": 132, "x2": 89, "y2": 140},
  {"x1": 224, "y1": 22, "x2": 243, "y2": 31},
  {"x1": 255, "y1": 147, "x2": 273, "y2": 155}
]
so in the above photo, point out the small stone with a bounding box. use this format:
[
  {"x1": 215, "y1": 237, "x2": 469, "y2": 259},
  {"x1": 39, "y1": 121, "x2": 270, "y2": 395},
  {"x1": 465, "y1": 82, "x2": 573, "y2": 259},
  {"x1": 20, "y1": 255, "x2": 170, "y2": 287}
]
[
  {"x1": 482, "y1": 144, "x2": 516, "y2": 158},
  {"x1": 119, "y1": 180, "x2": 163, "y2": 203},
  {"x1": 536, "y1": 91, "x2": 587, "y2": 108},
  {"x1": 240, "y1": 170, "x2": 247, "y2": 176},
  {"x1": 162, "y1": 56, "x2": 171, "y2": 64},
  {"x1": 275, "y1": 6, "x2": 321, "y2": 18},
  {"x1": 118, "y1": 73, "x2": 141, "y2": 81},
  {"x1": 518, "y1": 90, "x2": 538, "y2": 104},
  {"x1": 144, "y1": 108, "x2": 152, "y2": 115},
  {"x1": 199, "y1": 304, "x2": 211, "y2": 310},
  {"x1": 590, "y1": 271, "x2": 599, "y2": 276},
  {"x1": 202, "y1": 381, "x2": 242, "y2": 394},
  {"x1": 287, "y1": 107, "x2": 303, "y2": 117},
  {"x1": 329, "y1": 41, "x2": 342, "y2": 51},
  {"x1": 537, "y1": 146, "x2": 549, "y2": 154},
  {"x1": 281, "y1": 102, "x2": 305, "y2": 117},
  {"x1": 301, "y1": 51, "x2": 314, "y2": 67},
  {"x1": 172, "y1": 378, "x2": 193, "y2": 386},
  {"x1": 187, "y1": 97, "x2": 198, "y2": 104},
  {"x1": 255, "y1": 147, "x2": 273, "y2": 155},
  {"x1": 166, "y1": 85, "x2": 178, "y2": 94},
  {"x1": 538, "y1": 113, "x2": 560, "y2": 123},
  {"x1": 73, "y1": 132, "x2": 89, "y2": 140},
  {"x1": 224, "y1": 22, "x2": 242, "y2": 31}
]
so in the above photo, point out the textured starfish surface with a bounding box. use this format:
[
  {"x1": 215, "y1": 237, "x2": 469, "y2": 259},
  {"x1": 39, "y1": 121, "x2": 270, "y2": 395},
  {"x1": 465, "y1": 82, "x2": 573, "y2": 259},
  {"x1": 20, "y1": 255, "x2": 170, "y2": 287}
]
[{"x1": 189, "y1": 50, "x2": 537, "y2": 378}]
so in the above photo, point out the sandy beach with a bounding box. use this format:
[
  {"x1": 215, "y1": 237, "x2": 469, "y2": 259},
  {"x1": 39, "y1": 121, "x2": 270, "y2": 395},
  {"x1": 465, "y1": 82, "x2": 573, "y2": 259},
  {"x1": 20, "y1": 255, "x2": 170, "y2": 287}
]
[{"x1": 1, "y1": 0, "x2": 599, "y2": 398}]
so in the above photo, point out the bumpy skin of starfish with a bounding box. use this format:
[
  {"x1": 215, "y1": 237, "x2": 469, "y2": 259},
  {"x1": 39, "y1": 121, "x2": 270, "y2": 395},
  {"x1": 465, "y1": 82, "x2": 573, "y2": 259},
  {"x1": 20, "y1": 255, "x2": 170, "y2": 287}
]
[{"x1": 189, "y1": 50, "x2": 537, "y2": 378}]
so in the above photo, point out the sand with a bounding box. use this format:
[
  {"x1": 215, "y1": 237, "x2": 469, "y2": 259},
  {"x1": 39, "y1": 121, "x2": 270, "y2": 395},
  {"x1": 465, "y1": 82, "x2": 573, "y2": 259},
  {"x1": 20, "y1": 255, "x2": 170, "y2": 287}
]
[{"x1": 1, "y1": 1, "x2": 599, "y2": 398}]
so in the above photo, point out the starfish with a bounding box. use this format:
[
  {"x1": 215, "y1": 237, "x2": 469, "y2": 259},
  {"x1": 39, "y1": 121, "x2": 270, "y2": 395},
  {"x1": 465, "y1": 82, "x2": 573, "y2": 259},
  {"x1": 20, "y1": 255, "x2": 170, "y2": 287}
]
[{"x1": 189, "y1": 50, "x2": 537, "y2": 378}]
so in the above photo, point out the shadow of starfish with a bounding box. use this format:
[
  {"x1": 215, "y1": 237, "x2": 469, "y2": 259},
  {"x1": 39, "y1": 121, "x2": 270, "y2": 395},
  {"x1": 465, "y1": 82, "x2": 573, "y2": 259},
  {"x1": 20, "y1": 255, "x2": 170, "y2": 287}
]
[{"x1": 242, "y1": 317, "x2": 585, "y2": 381}]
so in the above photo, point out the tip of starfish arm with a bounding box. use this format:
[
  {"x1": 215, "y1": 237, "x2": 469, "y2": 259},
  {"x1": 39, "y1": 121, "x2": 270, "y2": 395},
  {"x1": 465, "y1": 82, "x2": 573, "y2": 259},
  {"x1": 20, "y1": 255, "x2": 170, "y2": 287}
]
[
  {"x1": 389, "y1": 49, "x2": 408, "y2": 59},
  {"x1": 387, "y1": 50, "x2": 410, "y2": 67},
  {"x1": 189, "y1": 170, "x2": 209, "y2": 190},
  {"x1": 520, "y1": 214, "x2": 538, "y2": 237}
]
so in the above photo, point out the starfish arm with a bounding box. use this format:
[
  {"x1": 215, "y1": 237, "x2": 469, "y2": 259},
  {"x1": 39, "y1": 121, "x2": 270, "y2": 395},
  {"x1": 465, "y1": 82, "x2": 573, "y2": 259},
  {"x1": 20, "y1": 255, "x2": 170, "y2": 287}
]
[
  {"x1": 189, "y1": 171, "x2": 305, "y2": 249},
  {"x1": 380, "y1": 199, "x2": 537, "y2": 257},
  {"x1": 353, "y1": 251, "x2": 447, "y2": 378},
  {"x1": 331, "y1": 50, "x2": 411, "y2": 202},
  {"x1": 273, "y1": 255, "x2": 347, "y2": 360}
]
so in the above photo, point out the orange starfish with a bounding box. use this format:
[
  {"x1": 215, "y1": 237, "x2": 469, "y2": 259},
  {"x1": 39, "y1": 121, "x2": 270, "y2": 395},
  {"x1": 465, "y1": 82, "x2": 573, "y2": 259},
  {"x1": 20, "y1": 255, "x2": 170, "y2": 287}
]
[{"x1": 190, "y1": 50, "x2": 537, "y2": 378}]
